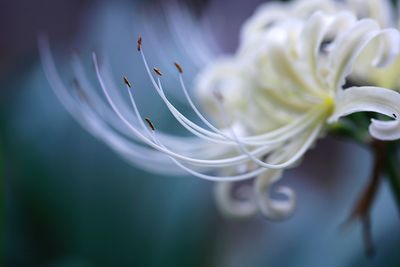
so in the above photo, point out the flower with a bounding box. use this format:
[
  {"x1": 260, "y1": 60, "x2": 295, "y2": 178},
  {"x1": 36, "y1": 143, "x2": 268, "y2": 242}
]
[{"x1": 40, "y1": 2, "x2": 400, "y2": 219}]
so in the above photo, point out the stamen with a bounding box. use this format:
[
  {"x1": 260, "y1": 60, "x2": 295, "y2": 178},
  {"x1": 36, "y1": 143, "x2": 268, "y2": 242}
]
[
  {"x1": 137, "y1": 36, "x2": 142, "y2": 51},
  {"x1": 122, "y1": 71, "x2": 284, "y2": 181},
  {"x1": 393, "y1": 113, "x2": 397, "y2": 118},
  {"x1": 123, "y1": 76, "x2": 132, "y2": 88},
  {"x1": 145, "y1": 117, "x2": 155, "y2": 131},
  {"x1": 42, "y1": 40, "x2": 264, "y2": 173},
  {"x1": 153, "y1": 67, "x2": 163, "y2": 76},
  {"x1": 133, "y1": 45, "x2": 320, "y2": 167},
  {"x1": 174, "y1": 62, "x2": 184, "y2": 73},
  {"x1": 138, "y1": 46, "x2": 226, "y2": 141}
]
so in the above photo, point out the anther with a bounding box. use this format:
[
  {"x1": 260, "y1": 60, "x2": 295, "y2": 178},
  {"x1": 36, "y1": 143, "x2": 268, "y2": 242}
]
[
  {"x1": 137, "y1": 36, "x2": 142, "y2": 51},
  {"x1": 144, "y1": 117, "x2": 155, "y2": 131},
  {"x1": 393, "y1": 113, "x2": 397, "y2": 119},
  {"x1": 174, "y1": 62, "x2": 183, "y2": 74},
  {"x1": 153, "y1": 67, "x2": 163, "y2": 76},
  {"x1": 123, "y1": 76, "x2": 132, "y2": 88}
]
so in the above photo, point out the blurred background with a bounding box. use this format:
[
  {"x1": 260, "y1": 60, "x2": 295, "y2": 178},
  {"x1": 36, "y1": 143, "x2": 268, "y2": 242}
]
[{"x1": 3, "y1": 0, "x2": 400, "y2": 266}]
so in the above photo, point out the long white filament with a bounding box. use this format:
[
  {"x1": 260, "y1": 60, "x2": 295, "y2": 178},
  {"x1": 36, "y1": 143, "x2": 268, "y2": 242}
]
[
  {"x1": 94, "y1": 49, "x2": 324, "y2": 171},
  {"x1": 140, "y1": 47, "x2": 317, "y2": 146},
  {"x1": 124, "y1": 77, "x2": 322, "y2": 182}
]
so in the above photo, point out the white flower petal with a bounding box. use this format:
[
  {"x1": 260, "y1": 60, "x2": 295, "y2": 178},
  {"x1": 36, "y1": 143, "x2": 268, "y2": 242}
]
[
  {"x1": 329, "y1": 86, "x2": 400, "y2": 140},
  {"x1": 215, "y1": 181, "x2": 257, "y2": 218},
  {"x1": 240, "y1": 1, "x2": 287, "y2": 46},
  {"x1": 265, "y1": 23, "x2": 322, "y2": 98},
  {"x1": 254, "y1": 170, "x2": 296, "y2": 220},
  {"x1": 328, "y1": 12, "x2": 400, "y2": 90},
  {"x1": 369, "y1": 118, "x2": 400, "y2": 140},
  {"x1": 329, "y1": 18, "x2": 378, "y2": 89},
  {"x1": 301, "y1": 11, "x2": 356, "y2": 88}
]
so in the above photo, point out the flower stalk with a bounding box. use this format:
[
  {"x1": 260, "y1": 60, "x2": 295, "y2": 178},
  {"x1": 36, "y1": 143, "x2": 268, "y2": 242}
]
[{"x1": 345, "y1": 140, "x2": 386, "y2": 256}]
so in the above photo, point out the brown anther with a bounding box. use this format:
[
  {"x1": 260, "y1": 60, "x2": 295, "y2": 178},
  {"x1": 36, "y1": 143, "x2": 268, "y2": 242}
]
[
  {"x1": 137, "y1": 36, "x2": 142, "y2": 51},
  {"x1": 153, "y1": 67, "x2": 162, "y2": 76},
  {"x1": 174, "y1": 62, "x2": 183, "y2": 74},
  {"x1": 123, "y1": 76, "x2": 132, "y2": 88},
  {"x1": 393, "y1": 113, "x2": 397, "y2": 119},
  {"x1": 144, "y1": 117, "x2": 155, "y2": 131}
]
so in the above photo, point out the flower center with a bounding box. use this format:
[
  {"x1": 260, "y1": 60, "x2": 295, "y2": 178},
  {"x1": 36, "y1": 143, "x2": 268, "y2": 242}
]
[{"x1": 322, "y1": 96, "x2": 335, "y2": 117}]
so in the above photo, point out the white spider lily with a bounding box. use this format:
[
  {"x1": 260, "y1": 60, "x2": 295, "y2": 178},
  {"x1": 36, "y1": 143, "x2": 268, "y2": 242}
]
[
  {"x1": 198, "y1": 10, "x2": 400, "y2": 218},
  {"x1": 40, "y1": 5, "x2": 400, "y2": 220}
]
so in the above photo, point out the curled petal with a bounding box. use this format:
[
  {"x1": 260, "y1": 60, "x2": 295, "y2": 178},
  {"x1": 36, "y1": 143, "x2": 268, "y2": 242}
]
[
  {"x1": 370, "y1": 118, "x2": 400, "y2": 141},
  {"x1": 301, "y1": 11, "x2": 356, "y2": 88},
  {"x1": 331, "y1": 22, "x2": 399, "y2": 88},
  {"x1": 240, "y1": 2, "x2": 287, "y2": 46},
  {"x1": 370, "y1": 29, "x2": 400, "y2": 68},
  {"x1": 329, "y1": 17, "x2": 400, "y2": 90},
  {"x1": 215, "y1": 181, "x2": 257, "y2": 218},
  {"x1": 329, "y1": 86, "x2": 400, "y2": 140},
  {"x1": 254, "y1": 170, "x2": 296, "y2": 220}
]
